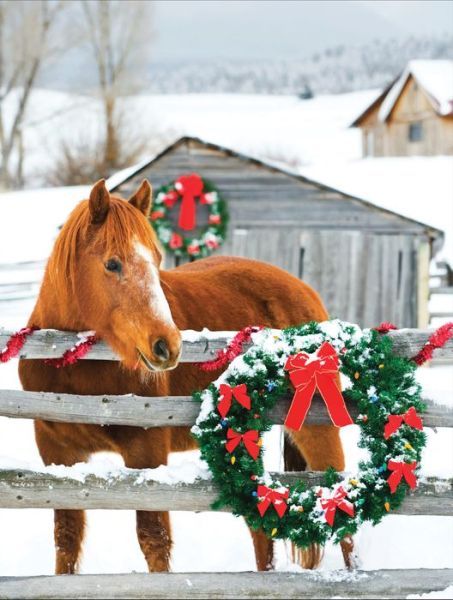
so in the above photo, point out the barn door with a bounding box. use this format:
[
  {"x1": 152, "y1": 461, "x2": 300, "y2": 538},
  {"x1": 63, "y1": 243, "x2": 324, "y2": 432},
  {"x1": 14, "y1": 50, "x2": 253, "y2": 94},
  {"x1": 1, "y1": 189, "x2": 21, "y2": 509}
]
[{"x1": 299, "y1": 231, "x2": 417, "y2": 328}]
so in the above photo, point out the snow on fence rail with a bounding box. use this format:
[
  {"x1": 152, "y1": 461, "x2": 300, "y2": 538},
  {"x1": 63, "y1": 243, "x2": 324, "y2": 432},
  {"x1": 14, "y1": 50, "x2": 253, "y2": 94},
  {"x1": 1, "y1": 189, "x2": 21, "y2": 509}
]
[
  {"x1": 0, "y1": 467, "x2": 451, "y2": 515},
  {"x1": 0, "y1": 327, "x2": 452, "y2": 599}
]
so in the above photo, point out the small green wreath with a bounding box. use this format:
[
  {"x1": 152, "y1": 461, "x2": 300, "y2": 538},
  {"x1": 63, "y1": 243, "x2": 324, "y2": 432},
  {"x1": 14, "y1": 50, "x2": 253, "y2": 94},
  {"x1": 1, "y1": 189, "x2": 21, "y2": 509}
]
[
  {"x1": 149, "y1": 173, "x2": 228, "y2": 258},
  {"x1": 191, "y1": 319, "x2": 426, "y2": 548}
]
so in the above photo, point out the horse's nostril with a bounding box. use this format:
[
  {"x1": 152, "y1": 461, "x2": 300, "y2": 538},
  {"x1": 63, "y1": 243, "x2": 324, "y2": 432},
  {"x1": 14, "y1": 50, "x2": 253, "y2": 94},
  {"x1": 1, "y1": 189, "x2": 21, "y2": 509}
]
[{"x1": 153, "y1": 338, "x2": 170, "y2": 361}]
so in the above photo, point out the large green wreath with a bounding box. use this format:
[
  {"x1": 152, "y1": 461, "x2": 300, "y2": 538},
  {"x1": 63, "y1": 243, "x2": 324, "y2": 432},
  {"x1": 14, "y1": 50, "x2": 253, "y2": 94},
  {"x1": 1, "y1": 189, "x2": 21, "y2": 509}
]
[
  {"x1": 191, "y1": 320, "x2": 426, "y2": 547},
  {"x1": 150, "y1": 175, "x2": 228, "y2": 259}
]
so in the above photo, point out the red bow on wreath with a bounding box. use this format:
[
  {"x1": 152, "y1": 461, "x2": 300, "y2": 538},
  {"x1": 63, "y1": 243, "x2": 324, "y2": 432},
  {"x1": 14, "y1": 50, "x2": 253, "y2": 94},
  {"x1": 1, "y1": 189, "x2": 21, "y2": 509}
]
[
  {"x1": 320, "y1": 486, "x2": 355, "y2": 526},
  {"x1": 387, "y1": 460, "x2": 417, "y2": 493},
  {"x1": 384, "y1": 406, "x2": 423, "y2": 439},
  {"x1": 217, "y1": 383, "x2": 251, "y2": 418},
  {"x1": 174, "y1": 173, "x2": 204, "y2": 231},
  {"x1": 284, "y1": 342, "x2": 353, "y2": 431},
  {"x1": 225, "y1": 428, "x2": 260, "y2": 460},
  {"x1": 257, "y1": 485, "x2": 289, "y2": 518}
]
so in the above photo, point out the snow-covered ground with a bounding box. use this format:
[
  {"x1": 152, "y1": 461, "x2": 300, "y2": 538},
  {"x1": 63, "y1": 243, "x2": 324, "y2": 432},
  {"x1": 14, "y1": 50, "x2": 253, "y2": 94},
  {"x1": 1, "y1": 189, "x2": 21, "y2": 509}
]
[{"x1": 15, "y1": 88, "x2": 378, "y2": 185}]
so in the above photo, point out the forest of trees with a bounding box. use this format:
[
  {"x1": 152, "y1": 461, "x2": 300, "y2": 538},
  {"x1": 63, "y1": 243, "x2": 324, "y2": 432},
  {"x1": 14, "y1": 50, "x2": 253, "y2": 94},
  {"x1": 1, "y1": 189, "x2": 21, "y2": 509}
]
[{"x1": 146, "y1": 35, "x2": 453, "y2": 95}]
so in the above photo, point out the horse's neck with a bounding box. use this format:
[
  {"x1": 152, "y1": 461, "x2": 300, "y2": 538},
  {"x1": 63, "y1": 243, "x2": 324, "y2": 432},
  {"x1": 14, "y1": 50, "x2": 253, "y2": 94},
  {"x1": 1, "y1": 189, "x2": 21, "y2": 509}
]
[{"x1": 29, "y1": 271, "x2": 87, "y2": 332}]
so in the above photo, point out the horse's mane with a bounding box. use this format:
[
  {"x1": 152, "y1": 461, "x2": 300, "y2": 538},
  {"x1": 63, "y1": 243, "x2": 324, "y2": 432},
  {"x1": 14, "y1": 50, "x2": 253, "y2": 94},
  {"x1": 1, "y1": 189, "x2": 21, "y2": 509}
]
[{"x1": 47, "y1": 195, "x2": 156, "y2": 299}]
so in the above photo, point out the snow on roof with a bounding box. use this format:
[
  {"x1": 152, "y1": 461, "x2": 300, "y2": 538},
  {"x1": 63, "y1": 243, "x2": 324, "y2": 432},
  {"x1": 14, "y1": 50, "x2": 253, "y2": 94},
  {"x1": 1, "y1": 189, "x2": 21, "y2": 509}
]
[
  {"x1": 378, "y1": 60, "x2": 453, "y2": 122},
  {"x1": 299, "y1": 156, "x2": 453, "y2": 263}
]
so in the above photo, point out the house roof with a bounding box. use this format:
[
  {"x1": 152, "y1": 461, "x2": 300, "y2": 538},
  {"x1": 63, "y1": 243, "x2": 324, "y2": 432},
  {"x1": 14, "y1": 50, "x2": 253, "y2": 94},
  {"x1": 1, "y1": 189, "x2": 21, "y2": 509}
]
[
  {"x1": 108, "y1": 135, "x2": 443, "y2": 240},
  {"x1": 352, "y1": 59, "x2": 453, "y2": 126}
]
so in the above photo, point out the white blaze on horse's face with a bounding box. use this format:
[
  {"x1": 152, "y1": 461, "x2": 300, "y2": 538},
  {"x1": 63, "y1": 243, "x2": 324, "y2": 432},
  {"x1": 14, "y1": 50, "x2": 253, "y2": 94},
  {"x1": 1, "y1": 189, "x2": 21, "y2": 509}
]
[
  {"x1": 134, "y1": 241, "x2": 174, "y2": 326},
  {"x1": 133, "y1": 240, "x2": 174, "y2": 326},
  {"x1": 131, "y1": 239, "x2": 181, "y2": 372}
]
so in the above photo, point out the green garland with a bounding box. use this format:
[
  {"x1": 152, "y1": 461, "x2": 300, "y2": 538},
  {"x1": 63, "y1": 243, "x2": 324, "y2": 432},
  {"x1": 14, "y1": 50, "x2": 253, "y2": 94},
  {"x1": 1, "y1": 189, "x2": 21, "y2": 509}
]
[
  {"x1": 149, "y1": 176, "x2": 228, "y2": 258},
  {"x1": 191, "y1": 319, "x2": 426, "y2": 548}
]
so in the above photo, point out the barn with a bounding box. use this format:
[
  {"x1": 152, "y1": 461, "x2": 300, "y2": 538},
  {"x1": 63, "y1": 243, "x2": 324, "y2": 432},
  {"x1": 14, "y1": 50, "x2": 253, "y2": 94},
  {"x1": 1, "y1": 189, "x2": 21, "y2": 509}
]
[
  {"x1": 351, "y1": 59, "x2": 453, "y2": 157},
  {"x1": 110, "y1": 136, "x2": 443, "y2": 328}
]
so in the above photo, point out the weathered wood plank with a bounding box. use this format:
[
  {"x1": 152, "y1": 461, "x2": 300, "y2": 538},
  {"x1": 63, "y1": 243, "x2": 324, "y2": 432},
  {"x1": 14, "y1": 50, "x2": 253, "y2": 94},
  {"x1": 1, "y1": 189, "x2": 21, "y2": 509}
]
[
  {"x1": 0, "y1": 468, "x2": 450, "y2": 515},
  {"x1": 430, "y1": 286, "x2": 453, "y2": 295},
  {"x1": 0, "y1": 389, "x2": 450, "y2": 429},
  {"x1": 1, "y1": 569, "x2": 453, "y2": 600},
  {"x1": 1, "y1": 328, "x2": 452, "y2": 361}
]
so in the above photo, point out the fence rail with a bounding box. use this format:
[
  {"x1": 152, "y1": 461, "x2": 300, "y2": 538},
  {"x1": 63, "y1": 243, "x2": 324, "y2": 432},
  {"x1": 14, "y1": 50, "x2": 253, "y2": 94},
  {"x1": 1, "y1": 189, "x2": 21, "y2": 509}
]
[
  {"x1": 0, "y1": 468, "x2": 451, "y2": 515},
  {"x1": 0, "y1": 389, "x2": 451, "y2": 428},
  {"x1": 1, "y1": 327, "x2": 453, "y2": 362},
  {"x1": 1, "y1": 569, "x2": 453, "y2": 600}
]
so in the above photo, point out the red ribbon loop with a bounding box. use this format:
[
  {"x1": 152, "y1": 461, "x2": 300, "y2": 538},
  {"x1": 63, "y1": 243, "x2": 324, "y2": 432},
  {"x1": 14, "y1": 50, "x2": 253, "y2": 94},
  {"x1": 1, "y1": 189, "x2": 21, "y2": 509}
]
[
  {"x1": 384, "y1": 406, "x2": 423, "y2": 439},
  {"x1": 225, "y1": 428, "x2": 260, "y2": 460},
  {"x1": 217, "y1": 383, "x2": 251, "y2": 418},
  {"x1": 320, "y1": 486, "x2": 355, "y2": 526},
  {"x1": 175, "y1": 173, "x2": 204, "y2": 231},
  {"x1": 257, "y1": 485, "x2": 289, "y2": 518},
  {"x1": 387, "y1": 460, "x2": 417, "y2": 494},
  {"x1": 284, "y1": 341, "x2": 353, "y2": 431}
]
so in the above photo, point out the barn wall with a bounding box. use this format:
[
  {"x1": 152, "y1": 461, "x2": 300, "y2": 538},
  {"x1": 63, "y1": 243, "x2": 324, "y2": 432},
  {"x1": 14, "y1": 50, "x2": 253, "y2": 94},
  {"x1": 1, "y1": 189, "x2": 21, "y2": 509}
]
[{"x1": 116, "y1": 140, "x2": 426, "y2": 233}]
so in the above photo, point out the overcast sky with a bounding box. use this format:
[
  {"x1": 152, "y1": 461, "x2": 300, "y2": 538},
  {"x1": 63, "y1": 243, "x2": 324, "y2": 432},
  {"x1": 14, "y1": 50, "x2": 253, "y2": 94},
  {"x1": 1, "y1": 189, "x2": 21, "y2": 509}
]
[{"x1": 151, "y1": 0, "x2": 453, "y2": 62}]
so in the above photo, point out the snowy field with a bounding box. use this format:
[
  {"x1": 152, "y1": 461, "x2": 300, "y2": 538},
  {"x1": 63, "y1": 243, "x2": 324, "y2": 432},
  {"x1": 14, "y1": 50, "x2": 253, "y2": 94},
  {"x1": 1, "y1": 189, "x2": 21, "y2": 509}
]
[{"x1": 0, "y1": 89, "x2": 452, "y2": 586}]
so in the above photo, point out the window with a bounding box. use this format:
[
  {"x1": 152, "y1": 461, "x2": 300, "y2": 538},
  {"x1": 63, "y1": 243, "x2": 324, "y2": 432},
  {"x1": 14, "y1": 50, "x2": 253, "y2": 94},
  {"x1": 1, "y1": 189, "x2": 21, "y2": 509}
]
[{"x1": 408, "y1": 122, "x2": 423, "y2": 142}]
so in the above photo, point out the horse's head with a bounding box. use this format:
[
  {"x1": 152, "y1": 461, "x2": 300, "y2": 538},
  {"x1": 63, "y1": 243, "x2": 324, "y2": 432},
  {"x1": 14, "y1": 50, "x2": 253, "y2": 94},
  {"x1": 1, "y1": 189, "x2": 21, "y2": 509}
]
[{"x1": 49, "y1": 179, "x2": 181, "y2": 372}]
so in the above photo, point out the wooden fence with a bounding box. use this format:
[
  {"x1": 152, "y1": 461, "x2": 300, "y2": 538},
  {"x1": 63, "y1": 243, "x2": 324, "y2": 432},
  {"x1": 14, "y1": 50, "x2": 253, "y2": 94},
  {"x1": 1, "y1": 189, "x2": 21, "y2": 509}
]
[{"x1": 0, "y1": 327, "x2": 452, "y2": 599}]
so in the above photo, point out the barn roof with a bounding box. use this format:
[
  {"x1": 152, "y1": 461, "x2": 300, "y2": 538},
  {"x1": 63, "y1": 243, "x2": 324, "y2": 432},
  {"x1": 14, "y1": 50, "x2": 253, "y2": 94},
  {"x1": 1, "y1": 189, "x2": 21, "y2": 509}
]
[
  {"x1": 109, "y1": 135, "x2": 443, "y2": 240},
  {"x1": 352, "y1": 60, "x2": 453, "y2": 126}
]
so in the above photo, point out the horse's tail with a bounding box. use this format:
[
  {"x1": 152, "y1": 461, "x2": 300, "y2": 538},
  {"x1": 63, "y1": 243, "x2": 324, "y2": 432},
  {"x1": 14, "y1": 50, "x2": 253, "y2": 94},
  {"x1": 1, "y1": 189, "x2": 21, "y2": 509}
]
[{"x1": 284, "y1": 436, "x2": 324, "y2": 570}]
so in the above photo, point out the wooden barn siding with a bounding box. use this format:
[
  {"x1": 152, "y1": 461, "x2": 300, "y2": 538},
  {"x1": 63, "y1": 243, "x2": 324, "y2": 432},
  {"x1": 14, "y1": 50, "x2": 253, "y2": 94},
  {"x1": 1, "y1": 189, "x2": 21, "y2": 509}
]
[
  {"x1": 116, "y1": 142, "x2": 425, "y2": 233},
  {"x1": 116, "y1": 141, "x2": 424, "y2": 326},
  {"x1": 297, "y1": 231, "x2": 417, "y2": 328}
]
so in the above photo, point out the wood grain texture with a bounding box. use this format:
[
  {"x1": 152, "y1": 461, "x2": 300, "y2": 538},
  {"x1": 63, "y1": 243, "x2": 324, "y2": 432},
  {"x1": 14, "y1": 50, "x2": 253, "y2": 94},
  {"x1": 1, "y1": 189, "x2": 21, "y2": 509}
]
[
  {"x1": 0, "y1": 389, "x2": 450, "y2": 429},
  {"x1": 1, "y1": 328, "x2": 452, "y2": 361},
  {"x1": 0, "y1": 468, "x2": 450, "y2": 515},
  {"x1": 1, "y1": 569, "x2": 453, "y2": 599}
]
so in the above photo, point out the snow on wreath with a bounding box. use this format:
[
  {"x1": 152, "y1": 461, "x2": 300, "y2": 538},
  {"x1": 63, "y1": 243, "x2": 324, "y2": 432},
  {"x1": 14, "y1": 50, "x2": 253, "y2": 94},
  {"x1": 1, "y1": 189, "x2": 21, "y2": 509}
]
[
  {"x1": 149, "y1": 173, "x2": 228, "y2": 259},
  {"x1": 192, "y1": 319, "x2": 427, "y2": 549}
]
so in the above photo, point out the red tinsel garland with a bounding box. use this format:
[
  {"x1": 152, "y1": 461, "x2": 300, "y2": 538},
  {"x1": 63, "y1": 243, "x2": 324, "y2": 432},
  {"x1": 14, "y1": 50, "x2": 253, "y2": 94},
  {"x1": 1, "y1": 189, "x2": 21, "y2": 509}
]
[
  {"x1": 1, "y1": 321, "x2": 452, "y2": 369},
  {"x1": 44, "y1": 334, "x2": 98, "y2": 368},
  {"x1": 199, "y1": 325, "x2": 264, "y2": 372},
  {"x1": 412, "y1": 322, "x2": 453, "y2": 366},
  {"x1": 0, "y1": 326, "x2": 38, "y2": 362}
]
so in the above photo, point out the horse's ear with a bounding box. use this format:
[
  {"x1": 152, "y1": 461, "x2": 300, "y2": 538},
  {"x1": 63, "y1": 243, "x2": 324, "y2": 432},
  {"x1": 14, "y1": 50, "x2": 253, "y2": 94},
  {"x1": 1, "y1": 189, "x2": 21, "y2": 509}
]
[
  {"x1": 89, "y1": 179, "x2": 110, "y2": 224},
  {"x1": 129, "y1": 179, "x2": 152, "y2": 216}
]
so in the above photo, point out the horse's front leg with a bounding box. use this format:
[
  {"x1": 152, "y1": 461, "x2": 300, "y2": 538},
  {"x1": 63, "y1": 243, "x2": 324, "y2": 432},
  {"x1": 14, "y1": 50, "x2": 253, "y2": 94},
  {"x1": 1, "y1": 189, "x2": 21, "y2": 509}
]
[
  {"x1": 34, "y1": 421, "x2": 89, "y2": 574},
  {"x1": 121, "y1": 429, "x2": 173, "y2": 572},
  {"x1": 249, "y1": 527, "x2": 274, "y2": 571}
]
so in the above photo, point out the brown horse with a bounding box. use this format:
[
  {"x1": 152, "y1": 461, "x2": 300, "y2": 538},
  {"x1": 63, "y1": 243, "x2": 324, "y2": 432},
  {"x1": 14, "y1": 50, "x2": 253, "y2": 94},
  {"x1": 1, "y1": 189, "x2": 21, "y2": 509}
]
[{"x1": 19, "y1": 179, "x2": 347, "y2": 574}]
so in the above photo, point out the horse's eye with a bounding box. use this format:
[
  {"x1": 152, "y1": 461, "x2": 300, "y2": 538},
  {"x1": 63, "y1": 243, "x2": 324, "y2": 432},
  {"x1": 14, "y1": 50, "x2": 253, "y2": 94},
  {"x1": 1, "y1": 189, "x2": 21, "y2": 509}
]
[{"x1": 105, "y1": 258, "x2": 122, "y2": 273}]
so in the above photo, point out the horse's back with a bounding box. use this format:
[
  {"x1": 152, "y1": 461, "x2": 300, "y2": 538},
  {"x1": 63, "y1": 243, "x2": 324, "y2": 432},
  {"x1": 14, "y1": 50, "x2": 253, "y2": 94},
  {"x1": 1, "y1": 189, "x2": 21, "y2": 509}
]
[{"x1": 164, "y1": 255, "x2": 328, "y2": 330}]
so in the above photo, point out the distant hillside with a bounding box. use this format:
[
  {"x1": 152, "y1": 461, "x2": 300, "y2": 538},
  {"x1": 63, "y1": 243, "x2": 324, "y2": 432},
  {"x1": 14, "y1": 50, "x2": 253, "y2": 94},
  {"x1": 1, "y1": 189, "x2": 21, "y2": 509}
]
[{"x1": 145, "y1": 35, "x2": 453, "y2": 95}]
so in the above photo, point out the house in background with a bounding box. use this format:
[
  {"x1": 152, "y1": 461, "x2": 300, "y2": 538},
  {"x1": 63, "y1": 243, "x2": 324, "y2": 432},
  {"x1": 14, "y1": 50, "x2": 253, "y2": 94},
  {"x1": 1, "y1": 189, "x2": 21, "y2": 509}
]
[
  {"x1": 351, "y1": 60, "x2": 453, "y2": 157},
  {"x1": 110, "y1": 136, "x2": 443, "y2": 328}
]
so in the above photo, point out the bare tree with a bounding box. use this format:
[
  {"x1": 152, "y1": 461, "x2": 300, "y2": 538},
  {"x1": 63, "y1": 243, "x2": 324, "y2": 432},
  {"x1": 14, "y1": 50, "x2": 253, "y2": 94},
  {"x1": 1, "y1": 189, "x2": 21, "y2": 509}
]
[
  {"x1": 81, "y1": 0, "x2": 153, "y2": 176},
  {"x1": 0, "y1": 0, "x2": 65, "y2": 189}
]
